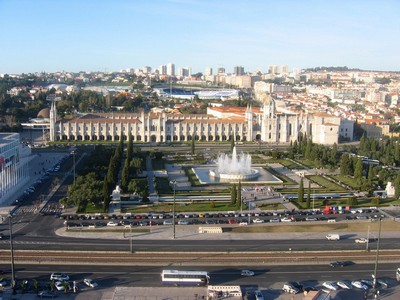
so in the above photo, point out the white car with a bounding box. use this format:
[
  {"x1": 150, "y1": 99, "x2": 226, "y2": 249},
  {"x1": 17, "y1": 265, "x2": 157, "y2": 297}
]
[
  {"x1": 83, "y1": 278, "x2": 98, "y2": 288},
  {"x1": 54, "y1": 281, "x2": 65, "y2": 291},
  {"x1": 107, "y1": 221, "x2": 119, "y2": 226},
  {"x1": 280, "y1": 217, "x2": 292, "y2": 222},
  {"x1": 337, "y1": 281, "x2": 352, "y2": 289},
  {"x1": 355, "y1": 238, "x2": 369, "y2": 244},
  {"x1": 351, "y1": 280, "x2": 368, "y2": 290},
  {"x1": 322, "y1": 281, "x2": 339, "y2": 291},
  {"x1": 253, "y1": 218, "x2": 264, "y2": 223},
  {"x1": 241, "y1": 270, "x2": 255, "y2": 276}
]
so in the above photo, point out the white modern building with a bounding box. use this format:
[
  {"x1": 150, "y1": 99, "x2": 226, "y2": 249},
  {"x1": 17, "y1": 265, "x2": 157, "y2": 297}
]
[{"x1": 0, "y1": 133, "x2": 32, "y2": 206}]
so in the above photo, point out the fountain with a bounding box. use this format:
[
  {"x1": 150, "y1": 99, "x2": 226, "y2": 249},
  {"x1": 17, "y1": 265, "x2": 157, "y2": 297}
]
[{"x1": 209, "y1": 147, "x2": 260, "y2": 181}]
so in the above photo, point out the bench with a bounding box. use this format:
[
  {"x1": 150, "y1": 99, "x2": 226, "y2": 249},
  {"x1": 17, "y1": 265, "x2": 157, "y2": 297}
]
[{"x1": 198, "y1": 227, "x2": 223, "y2": 234}]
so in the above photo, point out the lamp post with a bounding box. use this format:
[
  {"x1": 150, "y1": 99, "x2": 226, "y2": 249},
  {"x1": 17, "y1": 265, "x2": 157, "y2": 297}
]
[
  {"x1": 8, "y1": 215, "x2": 15, "y2": 291},
  {"x1": 170, "y1": 180, "x2": 177, "y2": 239},
  {"x1": 372, "y1": 217, "x2": 382, "y2": 296}
]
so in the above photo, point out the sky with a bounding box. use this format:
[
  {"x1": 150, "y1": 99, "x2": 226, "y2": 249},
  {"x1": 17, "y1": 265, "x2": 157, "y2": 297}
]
[{"x1": 0, "y1": 0, "x2": 399, "y2": 74}]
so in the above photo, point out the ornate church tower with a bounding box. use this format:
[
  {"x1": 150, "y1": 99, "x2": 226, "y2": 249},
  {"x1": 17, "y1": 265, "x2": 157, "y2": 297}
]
[
  {"x1": 245, "y1": 104, "x2": 253, "y2": 141},
  {"x1": 261, "y1": 94, "x2": 276, "y2": 141},
  {"x1": 49, "y1": 100, "x2": 57, "y2": 142}
]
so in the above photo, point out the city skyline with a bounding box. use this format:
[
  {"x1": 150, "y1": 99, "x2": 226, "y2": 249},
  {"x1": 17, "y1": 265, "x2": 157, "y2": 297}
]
[{"x1": 1, "y1": 0, "x2": 400, "y2": 74}]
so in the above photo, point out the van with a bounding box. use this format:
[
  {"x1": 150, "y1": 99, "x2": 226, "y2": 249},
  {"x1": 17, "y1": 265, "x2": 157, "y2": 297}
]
[{"x1": 326, "y1": 234, "x2": 340, "y2": 241}]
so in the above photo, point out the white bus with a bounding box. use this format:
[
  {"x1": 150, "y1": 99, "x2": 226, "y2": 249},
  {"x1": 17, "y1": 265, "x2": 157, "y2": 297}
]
[{"x1": 161, "y1": 269, "x2": 210, "y2": 286}]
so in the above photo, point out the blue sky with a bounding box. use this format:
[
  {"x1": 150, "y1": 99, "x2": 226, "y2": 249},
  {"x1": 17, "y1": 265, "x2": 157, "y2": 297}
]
[{"x1": 1, "y1": 0, "x2": 399, "y2": 74}]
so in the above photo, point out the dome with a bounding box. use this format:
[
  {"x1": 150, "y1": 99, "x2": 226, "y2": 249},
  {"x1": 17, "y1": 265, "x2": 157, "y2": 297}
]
[{"x1": 37, "y1": 108, "x2": 50, "y2": 119}]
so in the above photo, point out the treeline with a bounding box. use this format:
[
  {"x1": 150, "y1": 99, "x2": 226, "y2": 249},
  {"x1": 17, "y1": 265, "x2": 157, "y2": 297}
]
[{"x1": 63, "y1": 136, "x2": 148, "y2": 213}]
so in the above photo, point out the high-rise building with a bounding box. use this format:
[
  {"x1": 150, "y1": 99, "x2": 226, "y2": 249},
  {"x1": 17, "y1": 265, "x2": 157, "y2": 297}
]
[
  {"x1": 234, "y1": 66, "x2": 245, "y2": 76},
  {"x1": 205, "y1": 67, "x2": 213, "y2": 76},
  {"x1": 158, "y1": 65, "x2": 167, "y2": 75},
  {"x1": 142, "y1": 66, "x2": 152, "y2": 74},
  {"x1": 167, "y1": 63, "x2": 175, "y2": 76},
  {"x1": 178, "y1": 68, "x2": 190, "y2": 77},
  {"x1": 217, "y1": 67, "x2": 226, "y2": 74}
]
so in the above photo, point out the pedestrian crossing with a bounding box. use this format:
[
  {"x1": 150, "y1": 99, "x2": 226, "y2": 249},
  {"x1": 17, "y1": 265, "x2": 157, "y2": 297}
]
[{"x1": 13, "y1": 204, "x2": 63, "y2": 216}]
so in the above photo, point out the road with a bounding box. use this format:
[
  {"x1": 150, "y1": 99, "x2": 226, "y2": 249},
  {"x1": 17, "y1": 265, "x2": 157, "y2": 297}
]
[{"x1": 1, "y1": 263, "x2": 398, "y2": 288}]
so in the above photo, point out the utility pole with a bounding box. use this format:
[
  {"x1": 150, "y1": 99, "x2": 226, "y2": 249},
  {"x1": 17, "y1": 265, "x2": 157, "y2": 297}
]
[
  {"x1": 372, "y1": 217, "x2": 382, "y2": 297},
  {"x1": 9, "y1": 215, "x2": 15, "y2": 291},
  {"x1": 170, "y1": 180, "x2": 177, "y2": 239}
]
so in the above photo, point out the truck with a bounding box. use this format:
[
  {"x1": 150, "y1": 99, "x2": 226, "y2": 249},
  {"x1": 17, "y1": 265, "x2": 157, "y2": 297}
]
[{"x1": 326, "y1": 234, "x2": 340, "y2": 241}]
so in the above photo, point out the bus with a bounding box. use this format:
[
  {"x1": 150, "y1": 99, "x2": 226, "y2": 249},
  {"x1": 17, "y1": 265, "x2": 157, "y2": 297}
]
[{"x1": 161, "y1": 269, "x2": 210, "y2": 286}]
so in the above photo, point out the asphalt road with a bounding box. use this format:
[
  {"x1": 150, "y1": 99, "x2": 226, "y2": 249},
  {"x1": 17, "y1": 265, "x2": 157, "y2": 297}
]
[{"x1": 1, "y1": 263, "x2": 398, "y2": 288}]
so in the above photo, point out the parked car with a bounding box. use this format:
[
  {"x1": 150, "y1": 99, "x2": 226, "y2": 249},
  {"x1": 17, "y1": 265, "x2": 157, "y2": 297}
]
[
  {"x1": 83, "y1": 278, "x2": 98, "y2": 288},
  {"x1": 351, "y1": 280, "x2": 368, "y2": 290},
  {"x1": 241, "y1": 270, "x2": 255, "y2": 276},
  {"x1": 0, "y1": 280, "x2": 10, "y2": 287},
  {"x1": 337, "y1": 280, "x2": 352, "y2": 289},
  {"x1": 37, "y1": 290, "x2": 57, "y2": 298},
  {"x1": 106, "y1": 221, "x2": 119, "y2": 227},
  {"x1": 254, "y1": 290, "x2": 264, "y2": 300},
  {"x1": 253, "y1": 218, "x2": 264, "y2": 223},
  {"x1": 178, "y1": 220, "x2": 189, "y2": 225},
  {"x1": 280, "y1": 217, "x2": 292, "y2": 222},
  {"x1": 54, "y1": 281, "x2": 65, "y2": 291},
  {"x1": 282, "y1": 283, "x2": 300, "y2": 294},
  {"x1": 322, "y1": 281, "x2": 339, "y2": 291}
]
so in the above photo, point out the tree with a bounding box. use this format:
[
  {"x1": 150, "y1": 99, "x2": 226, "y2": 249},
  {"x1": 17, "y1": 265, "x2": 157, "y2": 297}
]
[
  {"x1": 340, "y1": 154, "x2": 352, "y2": 175},
  {"x1": 231, "y1": 184, "x2": 237, "y2": 204},
  {"x1": 298, "y1": 178, "x2": 304, "y2": 202},
  {"x1": 347, "y1": 196, "x2": 358, "y2": 206},
  {"x1": 394, "y1": 173, "x2": 400, "y2": 200},
  {"x1": 191, "y1": 135, "x2": 195, "y2": 155},
  {"x1": 236, "y1": 181, "x2": 242, "y2": 209},
  {"x1": 354, "y1": 158, "x2": 363, "y2": 186},
  {"x1": 306, "y1": 182, "x2": 311, "y2": 209}
]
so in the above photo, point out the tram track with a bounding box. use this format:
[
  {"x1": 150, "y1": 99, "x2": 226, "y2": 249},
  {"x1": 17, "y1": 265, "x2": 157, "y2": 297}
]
[{"x1": 0, "y1": 249, "x2": 399, "y2": 266}]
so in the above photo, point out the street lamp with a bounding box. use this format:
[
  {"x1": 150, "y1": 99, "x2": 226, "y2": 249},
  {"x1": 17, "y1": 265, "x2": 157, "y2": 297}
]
[
  {"x1": 372, "y1": 217, "x2": 382, "y2": 296},
  {"x1": 8, "y1": 215, "x2": 15, "y2": 291},
  {"x1": 170, "y1": 180, "x2": 177, "y2": 239}
]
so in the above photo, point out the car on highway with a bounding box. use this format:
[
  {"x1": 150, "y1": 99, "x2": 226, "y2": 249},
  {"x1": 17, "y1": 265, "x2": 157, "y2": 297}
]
[
  {"x1": 241, "y1": 270, "x2": 255, "y2": 276},
  {"x1": 355, "y1": 238, "x2": 369, "y2": 244},
  {"x1": 50, "y1": 273, "x2": 69, "y2": 281},
  {"x1": 329, "y1": 261, "x2": 353, "y2": 268},
  {"x1": 83, "y1": 278, "x2": 98, "y2": 288},
  {"x1": 351, "y1": 280, "x2": 368, "y2": 290},
  {"x1": 322, "y1": 281, "x2": 339, "y2": 291}
]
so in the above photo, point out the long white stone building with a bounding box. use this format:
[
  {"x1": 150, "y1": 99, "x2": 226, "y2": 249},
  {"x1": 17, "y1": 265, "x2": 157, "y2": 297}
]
[{"x1": 50, "y1": 95, "x2": 353, "y2": 146}]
